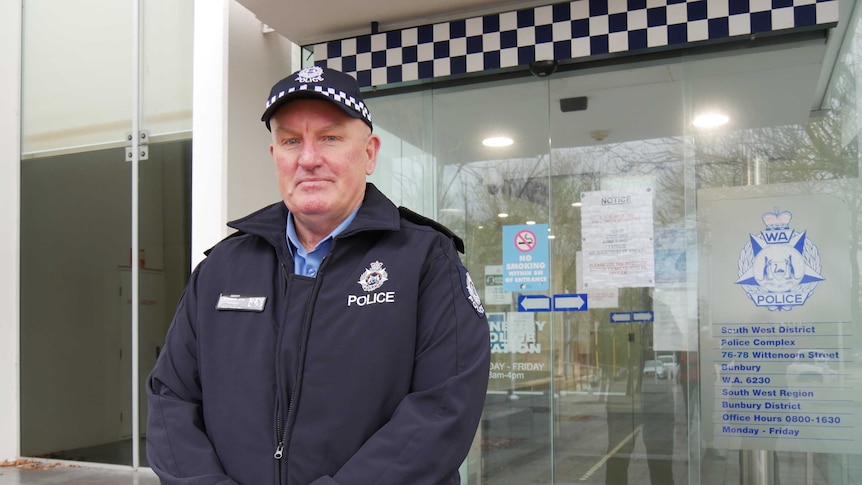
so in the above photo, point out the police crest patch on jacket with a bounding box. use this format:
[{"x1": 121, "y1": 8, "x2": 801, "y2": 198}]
[{"x1": 459, "y1": 265, "x2": 485, "y2": 317}]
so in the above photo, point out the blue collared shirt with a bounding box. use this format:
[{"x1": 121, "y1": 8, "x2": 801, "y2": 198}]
[{"x1": 286, "y1": 208, "x2": 359, "y2": 277}]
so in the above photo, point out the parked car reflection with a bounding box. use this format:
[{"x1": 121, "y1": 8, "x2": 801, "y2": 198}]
[
  {"x1": 657, "y1": 353, "x2": 679, "y2": 379},
  {"x1": 643, "y1": 359, "x2": 668, "y2": 379}
]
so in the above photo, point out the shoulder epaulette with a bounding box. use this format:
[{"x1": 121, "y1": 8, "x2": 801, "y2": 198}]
[{"x1": 398, "y1": 206, "x2": 465, "y2": 254}]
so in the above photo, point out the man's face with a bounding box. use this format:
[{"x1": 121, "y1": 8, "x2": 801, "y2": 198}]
[{"x1": 269, "y1": 99, "x2": 379, "y2": 229}]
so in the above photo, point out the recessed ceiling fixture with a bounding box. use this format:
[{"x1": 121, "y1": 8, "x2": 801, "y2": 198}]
[
  {"x1": 498, "y1": 213, "x2": 509, "y2": 218},
  {"x1": 482, "y1": 136, "x2": 514, "y2": 147},
  {"x1": 693, "y1": 112, "x2": 729, "y2": 128},
  {"x1": 526, "y1": 220, "x2": 536, "y2": 225}
]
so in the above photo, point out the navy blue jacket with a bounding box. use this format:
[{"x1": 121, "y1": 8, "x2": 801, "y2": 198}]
[{"x1": 147, "y1": 184, "x2": 491, "y2": 484}]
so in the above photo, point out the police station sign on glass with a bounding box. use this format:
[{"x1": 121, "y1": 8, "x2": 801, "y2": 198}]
[{"x1": 697, "y1": 189, "x2": 859, "y2": 455}]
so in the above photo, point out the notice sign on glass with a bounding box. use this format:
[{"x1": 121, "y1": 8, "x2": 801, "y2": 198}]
[
  {"x1": 698, "y1": 189, "x2": 860, "y2": 455},
  {"x1": 484, "y1": 265, "x2": 512, "y2": 305},
  {"x1": 581, "y1": 188, "x2": 655, "y2": 288}
]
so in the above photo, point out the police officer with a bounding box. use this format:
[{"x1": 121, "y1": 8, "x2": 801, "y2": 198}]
[{"x1": 147, "y1": 66, "x2": 491, "y2": 484}]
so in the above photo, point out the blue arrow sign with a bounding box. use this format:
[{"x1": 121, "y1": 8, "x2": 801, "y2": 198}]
[
  {"x1": 610, "y1": 312, "x2": 632, "y2": 323},
  {"x1": 518, "y1": 295, "x2": 551, "y2": 312},
  {"x1": 631, "y1": 311, "x2": 654, "y2": 322},
  {"x1": 553, "y1": 293, "x2": 588, "y2": 311}
]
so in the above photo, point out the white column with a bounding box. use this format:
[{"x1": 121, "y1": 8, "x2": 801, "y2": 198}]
[
  {"x1": 0, "y1": 0, "x2": 22, "y2": 461},
  {"x1": 192, "y1": 0, "x2": 231, "y2": 268}
]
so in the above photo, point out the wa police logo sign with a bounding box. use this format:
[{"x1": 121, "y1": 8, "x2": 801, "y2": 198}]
[{"x1": 735, "y1": 208, "x2": 824, "y2": 311}]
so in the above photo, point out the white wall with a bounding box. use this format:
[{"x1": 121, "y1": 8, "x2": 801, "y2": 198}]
[
  {"x1": 192, "y1": 0, "x2": 294, "y2": 266},
  {"x1": 0, "y1": 0, "x2": 22, "y2": 461}
]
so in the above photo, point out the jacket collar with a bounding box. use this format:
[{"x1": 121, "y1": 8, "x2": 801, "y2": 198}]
[{"x1": 226, "y1": 183, "x2": 400, "y2": 250}]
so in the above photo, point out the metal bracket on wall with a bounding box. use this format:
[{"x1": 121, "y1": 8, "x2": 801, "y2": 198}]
[{"x1": 124, "y1": 130, "x2": 149, "y2": 161}]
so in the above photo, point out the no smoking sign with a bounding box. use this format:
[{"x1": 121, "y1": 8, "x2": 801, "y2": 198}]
[{"x1": 502, "y1": 224, "x2": 549, "y2": 291}]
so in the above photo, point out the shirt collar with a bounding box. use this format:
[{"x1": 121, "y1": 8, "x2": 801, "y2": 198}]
[{"x1": 286, "y1": 206, "x2": 360, "y2": 256}]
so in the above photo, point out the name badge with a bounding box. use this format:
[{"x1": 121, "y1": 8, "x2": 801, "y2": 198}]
[{"x1": 216, "y1": 293, "x2": 267, "y2": 312}]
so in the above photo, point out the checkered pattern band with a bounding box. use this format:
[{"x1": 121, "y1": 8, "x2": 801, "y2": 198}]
[
  {"x1": 266, "y1": 84, "x2": 372, "y2": 124},
  {"x1": 310, "y1": 0, "x2": 839, "y2": 89}
]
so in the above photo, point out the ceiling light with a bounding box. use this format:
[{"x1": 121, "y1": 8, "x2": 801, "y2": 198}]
[
  {"x1": 498, "y1": 213, "x2": 509, "y2": 218},
  {"x1": 483, "y1": 136, "x2": 514, "y2": 147},
  {"x1": 526, "y1": 220, "x2": 536, "y2": 225},
  {"x1": 571, "y1": 202, "x2": 582, "y2": 207},
  {"x1": 548, "y1": 235, "x2": 556, "y2": 240},
  {"x1": 693, "y1": 112, "x2": 729, "y2": 128}
]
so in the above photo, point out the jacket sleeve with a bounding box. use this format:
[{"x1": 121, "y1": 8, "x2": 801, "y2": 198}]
[
  {"x1": 146, "y1": 266, "x2": 240, "y2": 485},
  {"x1": 314, "y1": 243, "x2": 491, "y2": 484}
]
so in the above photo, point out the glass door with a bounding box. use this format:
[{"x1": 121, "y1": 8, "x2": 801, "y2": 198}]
[
  {"x1": 429, "y1": 76, "x2": 557, "y2": 483},
  {"x1": 371, "y1": 66, "x2": 686, "y2": 484},
  {"x1": 424, "y1": 70, "x2": 690, "y2": 484},
  {"x1": 546, "y1": 61, "x2": 693, "y2": 484}
]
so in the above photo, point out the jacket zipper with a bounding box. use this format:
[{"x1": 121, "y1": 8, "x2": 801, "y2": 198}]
[
  {"x1": 273, "y1": 248, "x2": 335, "y2": 478},
  {"x1": 274, "y1": 261, "x2": 291, "y2": 485},
  {"x1": 274, "y1": 402, "x2": 284, "y2": 458}
]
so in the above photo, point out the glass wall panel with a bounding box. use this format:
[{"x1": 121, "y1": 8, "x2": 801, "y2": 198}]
[
  {"x1": 141, "y1": 0, "x2": 193, "y2": 140},
  {"x1": 688, "y1": 22, "x2": 862, "y2": 485},
  {"x1": 138, "y1": 0, "x2": 194, "y2": 468},
  {"x1": 20, "y1": 141, "x2": 190, "y2": 466},
  {"x1": 547, "y1": 63, "x2": 690, "y2": 484},
  {"x1": 21, "y1": 0, "x2": 133, "y2": 466},
  {"x1": 20, "y1": 0, "x2": 192, "y2": 468},
  {"x1": 368, "y1": 90, "x2": 436, "y2": 215},
  {"x1": 367, "y1": 24, "x2": 861, "y2": 484},
  {"x1": 20, "y1": 146, "x2": 134, "y2": 464},
  {"x1": 21, "y1": 0, "x2": 193, "y2": 156},
  {"x1": 434, "y1": 78, "x2": 555, "y2": 483},
  {"x1": 21, "y1": 1, "x2": 132, "y2": 155}
]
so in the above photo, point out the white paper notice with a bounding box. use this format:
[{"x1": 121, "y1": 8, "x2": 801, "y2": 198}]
[
  {"x1": 575, "y1": 251, "x2": 619, "y2": 308},
  {"x1": 581, "y1": 188, "x2": 655, "y2": 288},
  {"x1": 484, "y1": 265, "x2": 512, "y2": 305}
]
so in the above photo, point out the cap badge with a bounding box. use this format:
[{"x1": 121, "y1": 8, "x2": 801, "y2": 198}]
[
  {"x1": 296, "y1": 66, "x2": 324, "y2": 84},
  {"x1": 358, "y1": 261, "x2": 388, "y2": 292}
]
